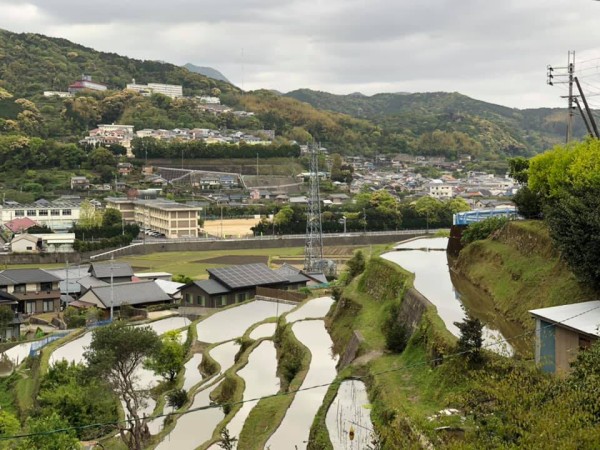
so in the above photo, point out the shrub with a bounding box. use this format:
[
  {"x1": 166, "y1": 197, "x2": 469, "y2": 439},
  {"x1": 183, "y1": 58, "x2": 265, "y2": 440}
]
[
  {"x1": 382, "y1": 302, "x2": 409, "y2": 353},
  {"x1": 454, "y1": 315, "x2": 484, "y2": 365},
  {"x1": 461, "y1": 217, "x2": 508, "y2": 245},
  {"x1": 167, "y1": 388, "x2": 188, "y2": 410},
  {"x1": 64, "y1": 306, "x2": 86, "y2": 328}
]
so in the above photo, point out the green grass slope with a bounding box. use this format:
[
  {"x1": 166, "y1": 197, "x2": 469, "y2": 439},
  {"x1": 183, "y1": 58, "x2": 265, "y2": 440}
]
[{"x1": 454, "y1": 220, "x2": 595, "y2": 330}]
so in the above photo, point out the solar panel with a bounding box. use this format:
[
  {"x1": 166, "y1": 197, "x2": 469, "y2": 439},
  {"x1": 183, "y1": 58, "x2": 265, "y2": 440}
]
[{"x1": 208, "y1": 263, "x2": 287, "y2": 289}]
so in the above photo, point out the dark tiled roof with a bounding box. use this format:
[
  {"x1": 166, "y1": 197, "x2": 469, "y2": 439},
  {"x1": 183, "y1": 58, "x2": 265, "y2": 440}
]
[
  {"x1": 87, "y1": 281, "x2": 171, "y2": 308},
  {"x1": 274, "y1": 264, "x2": 311, "y2": 284},
  {"x1": 89, "y1": 262, "x2": 134, "y2": 279},
  {"x1": 208, "y1": 263, "x2": 288, "y2": 289},
  {"x1": 0, "y1": 269, "x2": 61, "y2": 284},
  {"x1": 192, "y1": 279, "x2": 230, "y2": 295}
]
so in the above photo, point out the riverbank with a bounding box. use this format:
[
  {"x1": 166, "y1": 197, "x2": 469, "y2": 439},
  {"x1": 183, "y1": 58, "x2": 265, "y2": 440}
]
[{"x1": 453, "y1": 220, "x2": 595, "y2": 330}]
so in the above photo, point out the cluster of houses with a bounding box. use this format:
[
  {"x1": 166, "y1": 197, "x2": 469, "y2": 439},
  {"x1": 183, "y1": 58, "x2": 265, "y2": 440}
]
[
  {"x1": 135, "y1": 127, "x2": 274, "y2": 145},
  {"x1": 78, "y1": 124, "x2": 275, "y2": 156},
  {"x1": 0, "y1": 261, "x2": 324, "y2": 340}
]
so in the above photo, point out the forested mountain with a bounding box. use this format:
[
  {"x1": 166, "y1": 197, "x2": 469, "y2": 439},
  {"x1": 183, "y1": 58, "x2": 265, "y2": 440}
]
[
  {"x1": 0, "y1": 28, "x2": 588, "y2": 159},
  {"x1": 0, "y1": 29, "x2": 237, "y2": 98},
  {"x1": 183, "y1": 63, "x2": 230, "y2": 83},
  {"x1": 285, "y1": 89, "x2": 589, "y2": 155}
]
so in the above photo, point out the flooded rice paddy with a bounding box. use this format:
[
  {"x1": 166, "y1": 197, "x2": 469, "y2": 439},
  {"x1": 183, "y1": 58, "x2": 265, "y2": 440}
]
[
  {"x1": 266, "y1": 319, "x2": 339, "y2": 449},
  {"x1": 326, "y1": 379, "x2": 374, "y2": 449},
  {"x1": 196, "y1": 300, "x2": 295, "y2": 343}
]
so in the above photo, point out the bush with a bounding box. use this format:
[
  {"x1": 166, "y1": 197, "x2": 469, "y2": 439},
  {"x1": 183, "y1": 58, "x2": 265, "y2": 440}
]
[
  {"x1": 454, "y1": 315, "x2": 484, "y2": 365},
  {"x1": 461, "y1": 217, "x2": 508, "y2": 245},
  {"x1": 346, "y1": 250, "x2": 366, "y2": 279},
  {"x1": 64, "y1": 306, "x2": 86, "y2": 328},
  {"x1": 167, "y1": 388, "x2": 188, "y2": 410},
  {"x1": 382, "y1": 302, "x2": 409, "y2": 353}
]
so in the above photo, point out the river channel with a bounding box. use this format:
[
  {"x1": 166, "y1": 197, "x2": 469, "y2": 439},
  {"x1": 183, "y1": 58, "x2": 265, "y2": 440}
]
[{"x1": 382, "y1": 237, "x2": 526, "y2": 355}]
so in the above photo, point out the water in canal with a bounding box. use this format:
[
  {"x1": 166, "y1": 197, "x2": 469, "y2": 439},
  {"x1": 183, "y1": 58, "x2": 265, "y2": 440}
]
[
  {"x1": 382, "y1": 237, "x2": 522, "y2": 355},
  {"x1": 266, "y1": 320, "x2": 339, "y2": 449}
]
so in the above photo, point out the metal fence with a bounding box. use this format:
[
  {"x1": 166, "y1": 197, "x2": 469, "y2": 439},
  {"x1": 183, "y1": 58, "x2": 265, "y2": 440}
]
[{"x1": 29, "y1": 331, "x2": 71, "y2": 358}]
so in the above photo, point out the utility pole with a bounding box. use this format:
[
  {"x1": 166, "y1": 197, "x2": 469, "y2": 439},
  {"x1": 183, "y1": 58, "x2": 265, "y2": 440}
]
[
  {"x1": 547, "y1": 50, "x2": 576, "y2": 143},
  {"x1": 574, "y1": 76, "x2": 600, "y2": 138},
  {"x1": 110, "y1": 255, "x2": 114, "y2": 321}
]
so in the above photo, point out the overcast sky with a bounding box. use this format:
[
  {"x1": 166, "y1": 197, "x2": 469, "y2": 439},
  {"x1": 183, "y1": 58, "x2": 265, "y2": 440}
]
[{"x1": 2, "y1": 0, "x2": 600, "y2": 109}]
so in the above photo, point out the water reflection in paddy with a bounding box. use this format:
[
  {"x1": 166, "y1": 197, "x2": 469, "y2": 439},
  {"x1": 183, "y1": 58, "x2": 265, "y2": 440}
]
[
  {"x1": 134, "y1": 316, "x2": 190, "y2": 335},
  {"x1": 50, "y1": 316, "x2": 190, "y2": 367},
  {"x1": 225, "y1": 341, "x2": 280, "y2": 445},
  {"x1": 49, "y1": 331, "x2": 92, "y2": 366},
  {"x1": 383, "y1": 237, "x2": 514, "y2": 356},
  {"x1": 249, "y1": 322, "x2": 276, "y2": 339},
  {"x1": 197, "y1": 300, "x2": 294, "y2": 343},
  {"x1": 209, "y1": 341, "x2": 240, "y2": 374},
  {"x1": 2, "y1": 342, "x2": 34, "y2": 367},
  {"x1": 285, "y1": 297, "x2": 334, "y2": 323},
  {"x1": 266, "y1": 320, "x2": 338, "y2": 449},
  {"x1": 155, "y1": 383, "x2": 223, "y2": 450},
  {"x1": 326, "y1": 379, "x2": 374, "y2": 450},
  {"x1": 182, "y1": 353, "x2": 203, "y2": 392}
]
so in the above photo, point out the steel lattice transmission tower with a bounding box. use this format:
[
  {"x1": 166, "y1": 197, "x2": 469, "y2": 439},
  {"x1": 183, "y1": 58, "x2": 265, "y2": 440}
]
[{"x1": 304, "y1": 143, "x2": 323, "y2": 272}]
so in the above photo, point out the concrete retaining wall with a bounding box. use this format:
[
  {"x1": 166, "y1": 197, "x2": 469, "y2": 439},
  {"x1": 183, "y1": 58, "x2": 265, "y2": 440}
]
[
  {"x1": 399, "y1": 288, "x2": 433, "y2": 334},
  {"x1": 338, "y1": 330, "x2": 365, "y2": 369}
]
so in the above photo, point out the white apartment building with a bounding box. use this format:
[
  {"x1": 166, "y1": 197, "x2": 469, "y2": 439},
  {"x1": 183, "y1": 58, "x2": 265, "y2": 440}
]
[
  {"x1": 126, "y1": 79, "x2": 183, "y2": 99},
  {"x1": 0, "y1": 202, "x2": 81, "y2": 232},
  {"x1": 105, "y1": 198, "x2": 201, "y2": 238},
  {"x1": 429, "y1": 180, "x2": 455, "y2": 199}
]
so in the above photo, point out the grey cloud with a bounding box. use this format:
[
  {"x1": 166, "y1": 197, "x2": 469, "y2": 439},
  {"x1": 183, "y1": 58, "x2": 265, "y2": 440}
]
[{"x1": 2, "y1": 0, "x2": 600, "y2": 107}]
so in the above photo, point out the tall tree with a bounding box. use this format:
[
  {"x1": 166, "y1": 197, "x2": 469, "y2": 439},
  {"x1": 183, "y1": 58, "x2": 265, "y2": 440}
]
[
  {"x1": 145, "y1": 330, "x2": 186, "y2": 383},
  {"x1": 84, "y1": 322, "x2": 161, "y2": 450}
]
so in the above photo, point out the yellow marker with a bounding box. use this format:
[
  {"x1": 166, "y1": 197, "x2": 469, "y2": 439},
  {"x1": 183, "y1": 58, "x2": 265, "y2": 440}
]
[{"x1": 349, "y1": 425, "x2": 355, "y2": 441}]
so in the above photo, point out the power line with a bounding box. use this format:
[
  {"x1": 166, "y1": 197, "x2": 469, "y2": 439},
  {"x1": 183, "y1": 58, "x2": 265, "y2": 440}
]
[{"x1": 2, "y1": 302, "x2": 599, "y2": 442}]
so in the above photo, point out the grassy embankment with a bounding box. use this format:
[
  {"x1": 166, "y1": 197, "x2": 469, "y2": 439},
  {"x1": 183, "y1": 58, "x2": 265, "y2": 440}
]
[
  {"x1": 454, "y1": 220, "x2": 594, "y2": 330},
  {"x1": 312, "y1": 256, "x2": 462, "y2": 449}
]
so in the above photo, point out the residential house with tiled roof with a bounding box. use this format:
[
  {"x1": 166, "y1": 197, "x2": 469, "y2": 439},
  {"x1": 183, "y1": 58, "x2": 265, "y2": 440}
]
[{"x1": 0, "y1": 269, "x2": 61, "y2": 315}]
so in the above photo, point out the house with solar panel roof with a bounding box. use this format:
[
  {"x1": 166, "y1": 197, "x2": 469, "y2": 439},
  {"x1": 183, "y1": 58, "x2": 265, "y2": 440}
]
[{"x1": 178, "y1": 263, "x2": 310, "y2": 309}]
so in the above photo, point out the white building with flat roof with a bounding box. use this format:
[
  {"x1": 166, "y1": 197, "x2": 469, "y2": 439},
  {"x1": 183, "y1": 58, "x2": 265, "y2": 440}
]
[
  {"x1": 105, "y1": 198, "x2": 200, "y2": 238},
  {"x1": 126, "y1": 79, "x2": 183, "y2": 99},
  {"x1": 1, "y1": 202, "x2": 81, "y2": 232}
]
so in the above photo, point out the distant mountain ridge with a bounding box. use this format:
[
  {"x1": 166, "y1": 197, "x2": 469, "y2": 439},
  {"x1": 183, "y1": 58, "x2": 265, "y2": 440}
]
[
  {"x1": 284, "y1": 88, "x2": 588, "y2": 154},
  {"x1": 0, "y1": 27, "x2": 589, "y2": 158},
  {"x1": 183, "y1": 63, "x2": 230, "y2": 83}
]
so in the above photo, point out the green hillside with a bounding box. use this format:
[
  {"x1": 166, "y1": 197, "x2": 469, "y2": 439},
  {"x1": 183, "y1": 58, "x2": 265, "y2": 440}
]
[
  {"x1": 285, "y1": 88, "x2": 588, "y2": 154},
  {"x1": 0, "y1": 28, "x2": 587, "y2": 159},
  {"x1": 0, "y1": 29, "x2": 237, "y2": 97}
]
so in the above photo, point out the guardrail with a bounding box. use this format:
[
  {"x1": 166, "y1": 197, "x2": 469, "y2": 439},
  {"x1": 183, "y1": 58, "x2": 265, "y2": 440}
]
[{"x1": 29, "y1": 330, "x2": 71, "y2": 358}]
